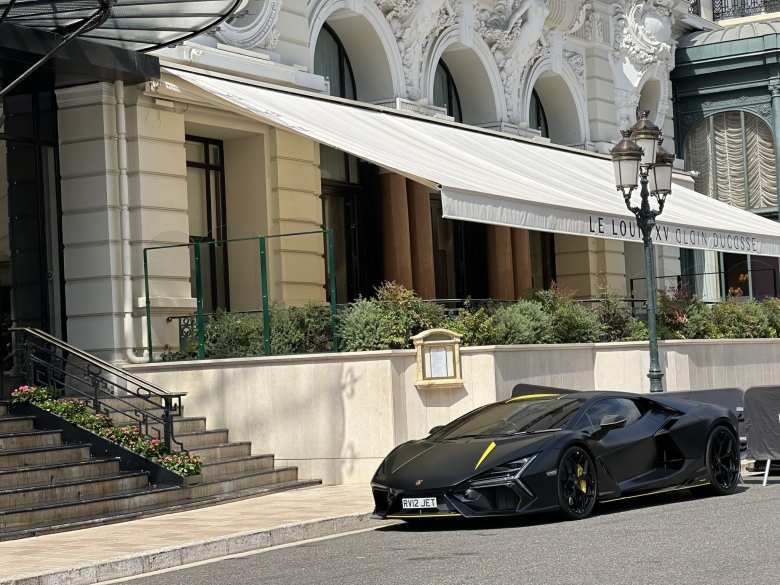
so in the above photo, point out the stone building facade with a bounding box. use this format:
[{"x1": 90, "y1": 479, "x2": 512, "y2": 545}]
[{"x1": 1, "y1": 1, "x2": 715, "y2": 359}]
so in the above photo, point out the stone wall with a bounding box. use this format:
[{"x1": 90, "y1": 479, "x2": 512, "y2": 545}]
[{"x1": 126, "y1": 338, "x2": 780, "y2": 485}]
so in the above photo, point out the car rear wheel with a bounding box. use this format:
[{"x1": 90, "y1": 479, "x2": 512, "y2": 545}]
[
  {"x1": 557, "y1": 446, "x2": 597, "y2": 520},
  {"x1": 701, "y1": 425, "x2": 740, "y2": 496}
]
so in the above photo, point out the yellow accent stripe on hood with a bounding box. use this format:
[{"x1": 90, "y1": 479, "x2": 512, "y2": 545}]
[
  {"x1": 474, "y1": 441, "x2": 497, "y2": 470},
  {"x1": 506, "y1": 393, "x2": 559, "y2": 403}
]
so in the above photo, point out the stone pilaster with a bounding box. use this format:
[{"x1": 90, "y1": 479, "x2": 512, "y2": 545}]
[
  {"x1": 267, "y1": 128, "x2": 325, "y2": 305},
  {"x1": 554, "y1": 235, "x2": 627, "y2": 297},
  {"x1": 56, "y1": 83, "x2": 124, "y2": 359}
]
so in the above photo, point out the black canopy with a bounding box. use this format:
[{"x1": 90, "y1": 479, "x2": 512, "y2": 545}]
[{"x1": 0, "y1": 0, "x2": 242, "y2": 52}]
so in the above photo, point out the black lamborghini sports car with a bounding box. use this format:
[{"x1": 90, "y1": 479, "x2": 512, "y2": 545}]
[{"x1": 371, "y1": 391, "x2": 740, "y2": 521}]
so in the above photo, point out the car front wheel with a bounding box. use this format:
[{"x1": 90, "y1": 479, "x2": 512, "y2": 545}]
[
  {"x1": 557, "y1": 446, "x2": 597, "y2": 520},
  {"x1": 700, "y1": 424, "x2": 740, "y2": 496}
]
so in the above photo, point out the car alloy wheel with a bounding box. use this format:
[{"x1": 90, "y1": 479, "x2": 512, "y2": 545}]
[
  {"x1": 557, "y1": 446, "x2": 597, "y2": 520},
  {"x1": 704, "y1": 425, "x2": 740, "y2": 495}
]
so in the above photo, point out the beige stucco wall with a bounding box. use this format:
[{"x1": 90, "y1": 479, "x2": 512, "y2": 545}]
[
  {"x1": 126, "y1": 338, "x2": 780, "y2": 485},
  {"x1": 554, "y1": 235, "x2": 627, "y2": 297}
]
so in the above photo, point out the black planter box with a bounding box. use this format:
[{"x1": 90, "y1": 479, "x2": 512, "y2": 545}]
[{"x1": 10, "y1": 403, "x2": 185, "y2": 486}]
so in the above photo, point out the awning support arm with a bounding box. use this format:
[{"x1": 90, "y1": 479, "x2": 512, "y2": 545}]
[{"x1": 0, "y1": 5, "x2": 108, "y2": 99}]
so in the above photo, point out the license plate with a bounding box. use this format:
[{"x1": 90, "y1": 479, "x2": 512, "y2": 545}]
[{"x1": 402, "y1": 497, "x2": 438, "y2": 510}]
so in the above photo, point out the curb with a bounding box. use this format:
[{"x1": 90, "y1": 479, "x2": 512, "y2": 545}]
[{"x1": 1, "y1": 512, "x2": 381, "y2": 585}]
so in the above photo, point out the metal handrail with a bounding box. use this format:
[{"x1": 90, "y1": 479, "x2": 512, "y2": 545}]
[{"x1": 9, "y1": 328, "x2": 186, "y2": 452}]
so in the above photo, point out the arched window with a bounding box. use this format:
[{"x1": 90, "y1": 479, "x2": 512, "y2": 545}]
[
  {"x1": 314, "y1": 23, "x2": 356, "y2": 99},
  {"x1": 684, "y1": 111, "x2": 777, "y2": 212},
  {"x1": 529, "y1": 89, "x2": 549, "y2": 138},
  {"x1": 432, "y1": 61, "x2": 463, "y2": 122},
  {"x1": 313, "y1": 23, "x2": 383, "y2": 304}
]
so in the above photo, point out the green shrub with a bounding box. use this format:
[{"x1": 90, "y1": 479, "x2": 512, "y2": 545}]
[
  {"x1": 682, "y1": 302, "x2": 716, "y2": 340},
  {"x1": 337, "y1": 282, "x2": 444, "y2": 351},
  {"x1": 710, "y1": 300, "x2": 774, "y2": 339},
  {"x1": 492, "y1": 301, "x2": 552, "y2": 345},
  {"x1": 535, "y1": 288, "x2": 603, "y2": 343},
  {"x1": 593, "y1": 296, "x2": 637, "y2": 342},
  {"x1": 445, "y1": 306, "x2": 498, "y2": 346},
  {"x1": 290, "y1": 304, "x2": 332, "y2": 353},
  {"x1": 762, "y1": 298, "x2": 780, "y2": 336},
  {"x1": 626, "y1": 319, "x2": 649, "y2": 341},
  {"x1": 204, "y1": 310, "x2": 264, "y2": 359}
]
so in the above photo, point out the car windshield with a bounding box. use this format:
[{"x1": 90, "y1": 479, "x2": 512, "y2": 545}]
[{"x1": 436, "y1": 396, "x2": 585, "y2": 440}]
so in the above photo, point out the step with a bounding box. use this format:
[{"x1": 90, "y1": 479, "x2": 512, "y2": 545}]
[
  {"x1": 0, "y1": 479, "x2": 322, "y2": 541},
  {"x1": 121, "y1": 417, "x2": 207, "y2": 436},
  {"x1": 0, "y1": 445, "x2": 91, "y2": 470},
  {"x1": 0, "y1": 472, "x2": 149, "y2": 510},
  {"x1": 0, "y1": 416, "x2": 35, "y2": 434},
  {"x1": 198, "y1": 454, "x2": 275, "y2": 482},
  {"x1": 174, "y1": 429, "x2": 229, "y2": 451},
  {"x1": 0, "y1": 485, "x2": 184, "y2": 531},
  {"x1": 0, "y1": 430, "x2": 61, "y2": 451},
  {"x1": 188, "y1": 467, "x2": 299, "y2": 499},
  {"x1": 188, "y1": 442, "x2": 252, "y2": 463},
  {"x1": 0, "y1": 458, "x2": 121, "y2": 489}
]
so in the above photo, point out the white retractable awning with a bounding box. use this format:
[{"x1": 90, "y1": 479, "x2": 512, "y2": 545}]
[{"x1": 165, "y1": 67, "x2": 780, "y2": 257}]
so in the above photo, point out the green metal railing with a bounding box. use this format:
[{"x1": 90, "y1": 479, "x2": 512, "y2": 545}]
[{"x1": 143, "y1": 230, "x2": 337, "y2": 362}]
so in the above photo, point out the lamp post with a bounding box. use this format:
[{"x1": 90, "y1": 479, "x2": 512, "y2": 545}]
[{"x1": 611, "y1": 111, "x2": 674, "y2": 393}]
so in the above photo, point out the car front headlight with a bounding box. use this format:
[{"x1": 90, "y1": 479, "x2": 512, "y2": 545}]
[{"x1": 469, "y1": 454, "x2": 538, "y2": 488}]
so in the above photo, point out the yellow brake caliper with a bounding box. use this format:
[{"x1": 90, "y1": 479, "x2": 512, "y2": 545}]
[{"x1": 576, "y1": 464, "x2": 587, "y2": 493}]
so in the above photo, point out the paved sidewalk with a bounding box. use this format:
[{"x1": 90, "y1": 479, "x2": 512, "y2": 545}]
[{"x1": 0, "y1": 484, "x2": 382, "y2": 585}]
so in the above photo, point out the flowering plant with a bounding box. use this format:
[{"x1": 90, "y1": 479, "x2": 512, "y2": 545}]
[{"x1": 9, "y1": 385, "x2": 201, "y2": 476}]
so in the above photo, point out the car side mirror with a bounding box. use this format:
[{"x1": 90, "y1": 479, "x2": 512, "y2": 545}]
[
  {"x1": 429, "y1": 425, "x2": 445, "y2": 436},
  {"x1": 600, "y1": 415, "x2": 627, "y2": 432}
]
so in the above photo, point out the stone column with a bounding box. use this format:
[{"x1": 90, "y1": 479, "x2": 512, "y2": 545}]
[
  {"x1": 511, "y1": 229, "x2": 532, "y2": 297},
  {"x1": 487, "y1": 225, "x2": 515, "y2": 299},
  {"x1": 380, "y1": 172, "x2": 413, "y2": 290},
  {"x1": 406, "y1": 180, "x2": 436, "y2": 299}
]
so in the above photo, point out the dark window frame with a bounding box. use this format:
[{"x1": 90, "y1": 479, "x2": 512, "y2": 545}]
[
  {"x1": 531, "y1": 89, "x2": 549, "y2": 139},
  {"x1": 1, "y1": 91, "x2": 65, "y2": 338},
  {"x1": 434, "y1": 60, "x2": 463, "y2": 122},
  {"x1": 185, "y1": 134, "x2": 230, "y2": 312},
  {"x1": 321, "y1": 22, "x2": 357, "y2": 100}
]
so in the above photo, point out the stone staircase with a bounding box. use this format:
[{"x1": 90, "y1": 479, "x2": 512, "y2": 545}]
[{"x1": 0, "y1": 399, "x2": 318, "y2": 540}]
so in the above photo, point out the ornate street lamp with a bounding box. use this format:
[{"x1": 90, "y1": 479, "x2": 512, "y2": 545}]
[{"x1": 611, "y1": 111, "x2": 674, "y2": 393}]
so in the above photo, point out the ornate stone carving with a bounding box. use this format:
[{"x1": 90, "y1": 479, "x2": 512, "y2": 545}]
[
  {"x1": 565, "y1": 50, "x2": 586, "y2": 84},
  {"x1": 474, "y1": 0, "x2": 547, "y2": 123},
  {"x1": 546, "y1": 0, "x2": 592, "y2": 35},
  {"x1": 375, "y1": 0, "x2": 457, "y2": 99},
  {"x1": 213, "y1": 0, "x2": 280, "y2": 49},
  {"x1": 612, "y1": 1, "x2": 675, "y2": 70}
]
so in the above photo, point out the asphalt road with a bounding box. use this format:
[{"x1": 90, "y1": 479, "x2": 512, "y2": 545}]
[{"x1": 118, "y1": 477, "x2": 780, "y2": 585}]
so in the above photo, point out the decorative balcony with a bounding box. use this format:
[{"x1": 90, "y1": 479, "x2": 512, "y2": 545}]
[{"x1": 713, "y1": 0, "x2": 780, "y2": 20}]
